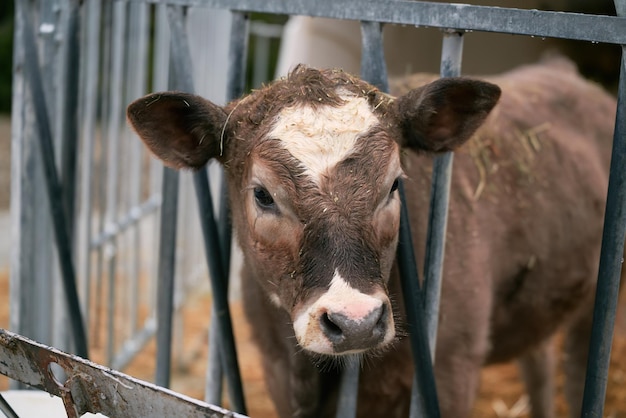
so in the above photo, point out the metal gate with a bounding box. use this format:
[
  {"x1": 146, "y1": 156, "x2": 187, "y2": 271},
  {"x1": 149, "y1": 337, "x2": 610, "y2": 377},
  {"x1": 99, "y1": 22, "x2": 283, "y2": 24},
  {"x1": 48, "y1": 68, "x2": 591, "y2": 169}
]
[{"x1": 4, "y1": 0, "x2": 626, "y2": 417}]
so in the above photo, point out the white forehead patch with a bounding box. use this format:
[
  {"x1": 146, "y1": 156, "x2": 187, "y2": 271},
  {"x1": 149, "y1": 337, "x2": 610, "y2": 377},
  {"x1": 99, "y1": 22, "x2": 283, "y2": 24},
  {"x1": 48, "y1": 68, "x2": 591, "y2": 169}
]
[{"x1": 268, "y1": 93, "x2": 379, "y2": 183}]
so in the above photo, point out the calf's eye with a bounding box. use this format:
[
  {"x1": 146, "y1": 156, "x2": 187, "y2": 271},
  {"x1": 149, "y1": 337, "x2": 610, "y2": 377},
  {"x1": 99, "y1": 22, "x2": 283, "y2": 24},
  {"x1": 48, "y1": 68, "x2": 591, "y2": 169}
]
[
  {"x1": 254, "y1": 186, "x2": 275, "y2": 209},
  {"x1": 390, "y1": 178, "x2": 399, "y2": 195}
]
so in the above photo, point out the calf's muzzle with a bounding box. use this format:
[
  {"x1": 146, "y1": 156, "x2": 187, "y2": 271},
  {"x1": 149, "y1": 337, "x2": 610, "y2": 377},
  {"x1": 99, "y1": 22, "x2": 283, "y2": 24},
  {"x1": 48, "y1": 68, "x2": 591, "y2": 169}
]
[
  {"x1": 293, "y1": 276, "x2": 395, "y2": 355},
  {"x1": 320, "y1": 302, "x2": 389, "y2": 353}
]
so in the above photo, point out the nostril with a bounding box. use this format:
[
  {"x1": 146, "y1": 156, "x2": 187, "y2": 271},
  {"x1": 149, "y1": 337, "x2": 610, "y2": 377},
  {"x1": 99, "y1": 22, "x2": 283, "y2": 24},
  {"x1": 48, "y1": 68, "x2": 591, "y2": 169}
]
[
  {"x1": 320, "y1": 312, "x2": 344, "y2": 343},
  {"x1": 373, "y1": 303, "x2": 388, "y2": 337}
]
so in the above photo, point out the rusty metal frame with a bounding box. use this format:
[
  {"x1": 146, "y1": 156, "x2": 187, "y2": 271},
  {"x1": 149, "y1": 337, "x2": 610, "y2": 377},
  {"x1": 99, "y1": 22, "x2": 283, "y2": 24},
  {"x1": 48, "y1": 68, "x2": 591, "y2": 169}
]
[{"x1": 0, "y1": 329, "x2": 247, "y2": 418}]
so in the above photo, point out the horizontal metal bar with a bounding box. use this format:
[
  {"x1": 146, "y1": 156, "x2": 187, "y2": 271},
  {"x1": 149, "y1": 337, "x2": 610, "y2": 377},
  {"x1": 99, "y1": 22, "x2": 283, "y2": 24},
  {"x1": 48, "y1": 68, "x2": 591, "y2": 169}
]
[
  {"x1": 0, "y1": 328, "x2": 247, "y2": 418},
  {"x1": 111, "y1": 264, "x2": 205, "y2": 372},
  {"x1": 249, "y1": 20, "x2": 283, "y2": 38},
  {"x1": 127, "y1": 0, "x2": 626, "y2": 44},
  {"x1": 90, "y1": 195, "x2": 162, "y2": 249},
  {"x1": 110, "y1": 316, "x2": 157, "y2": 371}
]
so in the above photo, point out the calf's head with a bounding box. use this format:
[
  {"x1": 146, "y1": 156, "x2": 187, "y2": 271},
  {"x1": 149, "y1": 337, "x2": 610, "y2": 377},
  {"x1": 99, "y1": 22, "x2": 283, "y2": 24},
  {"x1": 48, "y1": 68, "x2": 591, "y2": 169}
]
[{"x1": 128, "y1": 66, "x2": 499, "y2": 357}]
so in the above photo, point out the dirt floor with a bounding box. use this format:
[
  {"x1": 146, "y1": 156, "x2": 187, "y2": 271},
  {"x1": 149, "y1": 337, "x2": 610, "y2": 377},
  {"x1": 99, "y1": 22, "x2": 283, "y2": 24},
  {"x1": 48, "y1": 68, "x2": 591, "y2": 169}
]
[{"x1": 1, "y1": 110, "x2": 626, "y2": 417}]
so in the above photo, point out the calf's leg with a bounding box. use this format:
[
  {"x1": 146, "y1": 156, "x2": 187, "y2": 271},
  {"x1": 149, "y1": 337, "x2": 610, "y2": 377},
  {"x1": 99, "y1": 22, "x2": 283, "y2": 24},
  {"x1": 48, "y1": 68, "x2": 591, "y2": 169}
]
[
  {"x1": 562, "y1": 307, "x2": 594, "y2": 418},
  {"x1": 435, "y1": 354, "x2": 484, "y2": 418},
  {"x1": 517, "y1": 340, "x2": 555, "y2": 418}
]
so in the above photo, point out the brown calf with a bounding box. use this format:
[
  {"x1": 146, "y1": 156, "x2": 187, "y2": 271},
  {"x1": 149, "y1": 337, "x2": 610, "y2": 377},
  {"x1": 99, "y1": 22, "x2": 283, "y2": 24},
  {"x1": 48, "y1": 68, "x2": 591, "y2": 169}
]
[{"x1": 127, "y1": 58, "x2": 616, "y2": 418}]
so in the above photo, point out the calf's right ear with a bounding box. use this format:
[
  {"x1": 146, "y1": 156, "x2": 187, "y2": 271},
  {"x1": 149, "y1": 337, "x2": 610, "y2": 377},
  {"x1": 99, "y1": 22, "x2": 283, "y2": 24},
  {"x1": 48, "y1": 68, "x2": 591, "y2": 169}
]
[
  {"x1": 394, "y1": 77, "x2": 501, "y2": 153},
  {"x1": 127, "y1": 92, "x2": 228, "y2": 170}
]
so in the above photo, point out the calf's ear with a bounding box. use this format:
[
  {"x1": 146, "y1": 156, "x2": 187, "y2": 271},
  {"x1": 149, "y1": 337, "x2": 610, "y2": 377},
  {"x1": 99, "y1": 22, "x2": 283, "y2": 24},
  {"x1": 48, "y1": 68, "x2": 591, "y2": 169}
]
[
  {"x1": 394, "y1": 78, "x2": 501, "y2": 153},
  {"x1": 127, "y1": 92, "x2": 228, "y2": 169}
]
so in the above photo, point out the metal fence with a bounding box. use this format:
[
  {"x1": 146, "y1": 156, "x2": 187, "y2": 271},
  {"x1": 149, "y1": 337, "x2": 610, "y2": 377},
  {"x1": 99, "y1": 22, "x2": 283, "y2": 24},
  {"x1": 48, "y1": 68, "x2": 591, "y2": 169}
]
[
  {"x1": 8, "y1": 0, "x2": 280, "y2": 389},
  {"x1": 4, "y1": 0, "x2": 626, "y2": 417}
]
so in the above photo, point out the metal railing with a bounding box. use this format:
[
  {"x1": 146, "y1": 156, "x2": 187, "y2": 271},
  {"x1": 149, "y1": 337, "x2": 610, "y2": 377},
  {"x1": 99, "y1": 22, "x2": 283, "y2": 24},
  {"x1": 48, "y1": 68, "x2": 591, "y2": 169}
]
[{"x1": 5, "y1": 1, "x2": 626, "y2": 417}]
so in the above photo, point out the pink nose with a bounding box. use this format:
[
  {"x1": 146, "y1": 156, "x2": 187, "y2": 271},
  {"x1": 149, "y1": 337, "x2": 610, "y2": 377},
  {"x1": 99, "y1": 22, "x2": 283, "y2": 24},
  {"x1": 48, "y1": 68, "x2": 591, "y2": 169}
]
[{"x1": 319, "y1": 303, "x2": 389, "y2": 353}]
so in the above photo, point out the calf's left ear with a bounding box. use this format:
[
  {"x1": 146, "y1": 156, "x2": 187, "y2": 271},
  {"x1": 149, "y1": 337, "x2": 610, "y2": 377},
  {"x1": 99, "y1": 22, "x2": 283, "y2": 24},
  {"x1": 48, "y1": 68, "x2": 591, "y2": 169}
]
[
  {"x1": 394, "y1": 78, "x2": 501, "y2": 153},
  {"x1": 127, "y1": 92, "x2": 228, "y2": 170}
]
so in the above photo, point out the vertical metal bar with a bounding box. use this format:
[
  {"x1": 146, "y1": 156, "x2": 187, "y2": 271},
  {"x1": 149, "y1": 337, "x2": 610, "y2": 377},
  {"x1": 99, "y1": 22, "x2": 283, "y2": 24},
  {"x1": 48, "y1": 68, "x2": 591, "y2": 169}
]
[
  {"x1": 423, "y1": 30, "x2": 464, "y2": 359},
  {"x1": 153, "y1": 6, "x2": 191, "y2": 389},
  {"x1": 206, "y1": 312, "x2": 224, "y2": 406},
  {"x1": 397, "y1": 182, "x2": 440, "y2": 418},
  {"x1": 17, "y1": 0, "x2": 88, "y2": 359},
  {"x1": 125, "y1": 0, "x2": 149, "y2": 338},
  {"x1": 154, "y1": 167, "x2": 180, "y2": 388},
  {"x1": 0, "y1": 394, "x2": 19, "y2": 418},
  {"x1": 336, "y1": 357, "x2": 360, "y2": 418},
  {"x1": 166, "y1": 6, "x2": 195, "y2": 91},
  {"x1": 164, "y1": 6, "x2": 247, "y2": 412},
  {"x1": 104, "y1": 0, "x2": 127, "y2": 366},
  {"x1": 193, "y1": 170, "x2": 247, "y2": 414},
  {"x1": 334, "y1": 19, "x2": 390, "y2": 418},
  {"x1": 360, "y1": 21, "x2": 389, "y2": 92},
  {"x1": 9, "y1": 0, "x2": 29, "y2": 375},
  {"x1": 252, "y1": 35, "x2": 270, "y2": 89},
  {"x1": 226, "y1": 12, "x2": 249, "y2": 102},
  {"x1": 148, "y1": 4, "x2": 169, "y2": 318},
  {"x1": 206, "y1": 10, "x2": 249, "y2": 406},
  {"x1": 77, "y1": 0, "x2": 102, "y2": 332},
  {"x1": 408, "y1": 29, "x2": 464, "y2": 418},
  {"x1": 60, "y1": 0, "x2": 81, "y2": 239},
  {"x1": 33, "y1": 0, "x2": 58, "y2": 349},
  {"x1": 362, "y1": 20, "x2": 442, "y2": 418},
  {"x1": 9, "y1": 0, "x2": 49, "y2": 386},
  {"x1": 153, "y1": 4, "x2": 170, "y2": 92},
  {"x1": 222, "y1": 9, "x2": 249, "y2": 295},
  {"x1": 206, "y1": 180, "x2": 229, "y2": 405},
  {"x1": 51, "y1": 0, "x2": 83, "y2": 355},
  {"x1": 581, "y1": 44, "x2": 626, "y2": 418},
  {"x1": 91, "y1": 0, "x2": 113, "y2": 350}
]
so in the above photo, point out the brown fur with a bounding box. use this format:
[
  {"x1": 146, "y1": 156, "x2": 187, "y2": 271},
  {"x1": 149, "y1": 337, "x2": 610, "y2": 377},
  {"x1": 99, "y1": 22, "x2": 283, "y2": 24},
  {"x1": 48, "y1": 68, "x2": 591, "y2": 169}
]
[
  {"x1": 127, "y1": 59, "x2": 616, "y2": 418},
  {"x1": 395, "y1": 58, "x2": 615, "y2": 416}
]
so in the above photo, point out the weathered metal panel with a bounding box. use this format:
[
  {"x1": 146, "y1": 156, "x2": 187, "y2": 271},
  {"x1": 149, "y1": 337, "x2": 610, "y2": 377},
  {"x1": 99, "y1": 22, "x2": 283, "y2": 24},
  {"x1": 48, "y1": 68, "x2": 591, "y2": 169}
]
[{"x1": 0, "y1": 329, "x2": 247, "y2": 418}]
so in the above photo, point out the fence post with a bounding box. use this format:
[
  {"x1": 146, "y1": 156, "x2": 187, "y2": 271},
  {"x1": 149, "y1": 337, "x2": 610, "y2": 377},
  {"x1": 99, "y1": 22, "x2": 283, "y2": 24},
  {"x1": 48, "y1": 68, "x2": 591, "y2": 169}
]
[
  {"x1": 580, "y1": 42, "x2": 626, "y2": 418},
  {"x1": 154, "y1": 167, "x2": 180, "y2": 388},
  {"x1": 205, "y1": 10, "x2": 249, "y2": 407},
  {"x1": 423, "y1": 29, "x2": 464, "y2": 360},
  {"x1": 10, "y1": 0, "x2": 58, "y2": 362},
  {"x1": 77, "y1": 0, "x2": 102, "y2": 330},
  {"x1": 16, "y1": 0, "x2": 88, "y2": 359},
  {"x1": 162, "y1": 6, "x2": 247, "y2": 413},
  {"x1": 332, "y1": 21, "x2": 390, "y2": 418}
]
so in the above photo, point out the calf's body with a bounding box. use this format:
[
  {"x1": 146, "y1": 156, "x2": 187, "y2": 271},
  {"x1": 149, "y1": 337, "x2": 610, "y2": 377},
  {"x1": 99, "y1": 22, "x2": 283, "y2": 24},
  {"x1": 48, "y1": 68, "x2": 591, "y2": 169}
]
[{"x1": 128, "y1": 58, "x2": 616, "y2": 418}]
